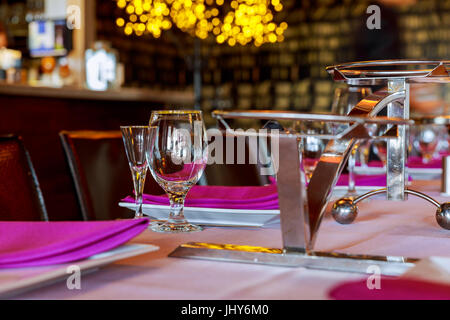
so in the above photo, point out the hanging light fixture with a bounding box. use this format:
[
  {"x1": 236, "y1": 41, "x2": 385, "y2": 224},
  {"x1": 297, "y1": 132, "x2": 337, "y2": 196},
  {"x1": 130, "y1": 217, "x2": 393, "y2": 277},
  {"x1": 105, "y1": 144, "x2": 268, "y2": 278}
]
[
  {"x1": 116, "y1": 0, "x2": 172, "y2": 38},
  {"x1": 115, "y1": 0, "x2": 288, "y2": 46},
  {"x1": 214, "y1": 0, "x2": 288, "y2": 46}
]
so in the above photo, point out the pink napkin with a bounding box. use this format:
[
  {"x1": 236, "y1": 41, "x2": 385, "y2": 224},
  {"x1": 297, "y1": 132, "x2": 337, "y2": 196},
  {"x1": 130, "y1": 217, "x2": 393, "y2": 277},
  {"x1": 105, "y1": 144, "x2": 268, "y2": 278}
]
[
  {"x1": 0, "y1": 219, "x2": 149, "y2": 268},
  {"x1": 122, "y1": 173, "x2": 391, "y2": 210},
  {"x1": 407, "y1": 156, "x2": 443, "y2": 169},
  {"x1": 329, "y1": 277, "x2": 450, "y2": 300},
  {"x1": 336, "y1": 174, "x2": 386, "y2": 187},
  {"x1": 123, "y1": 184, "x2": 280, "y2": 210}
]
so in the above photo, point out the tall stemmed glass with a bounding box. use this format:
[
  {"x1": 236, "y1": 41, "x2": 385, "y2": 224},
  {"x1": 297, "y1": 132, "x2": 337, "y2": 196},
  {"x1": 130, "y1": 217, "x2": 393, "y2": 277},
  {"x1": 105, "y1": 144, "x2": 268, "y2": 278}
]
[
  {"x1": 412, "y1": 124, "x2": 442, "y2": 164},
  {"x1": 147, "y1": 110, "x2": 208, "y2": 233},
  {"x1": 121, "y1": 126, "x2": 155, "y2": 219},
  {"x1": 293, "y1": 121, "x2": 327, "y2": 184}
]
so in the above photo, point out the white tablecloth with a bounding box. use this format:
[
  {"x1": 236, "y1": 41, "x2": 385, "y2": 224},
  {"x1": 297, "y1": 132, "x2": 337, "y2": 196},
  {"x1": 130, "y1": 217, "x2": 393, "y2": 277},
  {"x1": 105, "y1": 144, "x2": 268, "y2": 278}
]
[{"x1": 15, "y1": 181, "x2": 450, "y2": 300}]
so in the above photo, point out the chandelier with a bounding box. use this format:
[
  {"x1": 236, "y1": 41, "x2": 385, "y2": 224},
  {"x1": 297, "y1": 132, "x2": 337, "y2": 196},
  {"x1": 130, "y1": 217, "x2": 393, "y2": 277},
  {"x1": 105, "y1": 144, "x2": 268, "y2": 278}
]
[{"x1": 115, "y1": 0, "x2": 288, "y2": 46}]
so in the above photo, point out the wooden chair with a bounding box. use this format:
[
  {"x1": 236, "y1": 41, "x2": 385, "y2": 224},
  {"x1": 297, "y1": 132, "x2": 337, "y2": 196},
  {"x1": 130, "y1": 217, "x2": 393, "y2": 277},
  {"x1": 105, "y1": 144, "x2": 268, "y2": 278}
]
[
  {"x1": 0, "y1": 135, "x2": 48, "y2": 221},
  {"x1": 60, "y1": 130, "x2": 270, "y2": 220},
  {"x1": 59, "y1": 130, "x2": 164, "y2": 221}
]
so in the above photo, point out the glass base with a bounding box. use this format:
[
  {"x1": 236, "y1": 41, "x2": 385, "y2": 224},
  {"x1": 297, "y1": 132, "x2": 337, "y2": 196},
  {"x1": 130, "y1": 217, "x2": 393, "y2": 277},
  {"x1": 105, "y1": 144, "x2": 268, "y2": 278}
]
[
  {"x1": 343, "y1": 190, "x2": 358, "y2": 199},
  {"x1": 150, "y1": 221, "x2": 203, "y2": 233}
]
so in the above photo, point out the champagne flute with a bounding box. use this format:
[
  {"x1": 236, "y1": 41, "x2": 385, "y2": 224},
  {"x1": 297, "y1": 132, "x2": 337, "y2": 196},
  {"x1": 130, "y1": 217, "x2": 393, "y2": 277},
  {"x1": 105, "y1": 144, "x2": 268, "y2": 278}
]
[
  {"x1": 121, "y1": 126, "x2": 155, "y2": 219},
  {"x1": 293, "y1": 121, "x2": 327, "y2": 184},
  {"x1": 147, "y1": 110, "x2": 208, "y2": 233}
]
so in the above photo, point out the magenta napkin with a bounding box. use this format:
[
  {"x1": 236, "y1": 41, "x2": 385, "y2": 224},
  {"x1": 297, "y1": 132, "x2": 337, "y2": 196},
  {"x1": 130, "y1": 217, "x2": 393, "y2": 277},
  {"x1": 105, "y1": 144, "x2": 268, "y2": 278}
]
[
  {"x1": 336, "y1": 174, "x2": 386, "y2": 187},
  {"x1": 329, "y1": 277, "x2": 450, "y2": 300},
  {"x1": 0, "y1": 219, "x2": 149, "y2": 268},
  {"x1": 407, "y1": 156, "x2": 443, "y2": 169},
  {"x1": 123, "y1": 184, "x2": 280, "y2": 210},
  {"x1": 122, "y1": 173, "x2": 391, "y2": 210}
]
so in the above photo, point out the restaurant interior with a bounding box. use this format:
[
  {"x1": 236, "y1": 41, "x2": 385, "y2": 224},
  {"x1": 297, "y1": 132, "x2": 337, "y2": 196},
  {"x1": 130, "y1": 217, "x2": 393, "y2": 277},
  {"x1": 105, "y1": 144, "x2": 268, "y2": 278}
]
[{"x1": 0, "y1": 0, "x2": 450, "y2": 301}]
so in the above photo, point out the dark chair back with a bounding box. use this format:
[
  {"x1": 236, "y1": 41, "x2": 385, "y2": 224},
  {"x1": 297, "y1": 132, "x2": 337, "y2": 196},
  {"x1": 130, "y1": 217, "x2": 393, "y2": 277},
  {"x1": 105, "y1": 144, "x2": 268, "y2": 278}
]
[
  {"x1": 201, "y1": 134, "x2": 270, "y2": 186},
  {"x1": 59, "y1": 131, "x2": 164, "y2": 221},
  {"x1": 0, "y1": 135, "x2": 48, "y2": 221}
]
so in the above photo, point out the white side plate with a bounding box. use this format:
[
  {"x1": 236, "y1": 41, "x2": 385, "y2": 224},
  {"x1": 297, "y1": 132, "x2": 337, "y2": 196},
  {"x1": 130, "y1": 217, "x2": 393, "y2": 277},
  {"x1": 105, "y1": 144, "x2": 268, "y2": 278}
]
[
  {"x1": 355, "y1": 166, "x2": 442, "y2": 180},
  {"x1": 0, "y1": 243, "x2": 159, "y2": 298},
  {"x1": 119, "y1": 202, "x2": 280, "y2": 227}
]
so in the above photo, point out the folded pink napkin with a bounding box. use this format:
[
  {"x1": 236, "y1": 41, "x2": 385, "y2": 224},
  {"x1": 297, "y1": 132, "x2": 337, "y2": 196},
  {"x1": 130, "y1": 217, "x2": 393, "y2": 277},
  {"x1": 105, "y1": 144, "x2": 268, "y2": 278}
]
[
  {"x1": 122, "y1": 173, "x2": 392, "y2": 210},
  {"x1": 123, "y1": 184, "x2": 280, "y2": 210},
  {"x1": 336, "y1": 174, "x2": 386, "y2": 187},
  {"x1": 407, "y1": 156, "x2": 443, "y2": 169},
  {"x1": 0, "y1": 219, "x2": 149, "y2": 268},
  {"x1": 329, "y1": 277, "x2": 450, "y2": 300}
]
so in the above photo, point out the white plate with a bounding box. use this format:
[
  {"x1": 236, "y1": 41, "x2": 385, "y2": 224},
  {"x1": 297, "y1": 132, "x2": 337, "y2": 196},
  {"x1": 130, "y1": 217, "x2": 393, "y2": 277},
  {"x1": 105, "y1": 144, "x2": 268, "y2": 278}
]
[
  {"x1": 119, "y1": 202, "x2": 280, "y2": 227},
  {"x1": 0, "y1": 243, "x2": 159, "y2": 298},
  {"x1": 355, "y1": 166, "x2": 442, "y2": 180},
  {"x1": 331, "y1": 185, "x2": 385, "y2": 199}
]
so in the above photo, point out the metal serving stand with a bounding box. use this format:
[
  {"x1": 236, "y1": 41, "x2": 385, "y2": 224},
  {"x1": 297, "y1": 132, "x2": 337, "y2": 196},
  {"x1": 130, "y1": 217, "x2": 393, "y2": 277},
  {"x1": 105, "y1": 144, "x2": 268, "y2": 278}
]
[{"x1": 170, "y1": 60, "x2": 450, "y2": 276}]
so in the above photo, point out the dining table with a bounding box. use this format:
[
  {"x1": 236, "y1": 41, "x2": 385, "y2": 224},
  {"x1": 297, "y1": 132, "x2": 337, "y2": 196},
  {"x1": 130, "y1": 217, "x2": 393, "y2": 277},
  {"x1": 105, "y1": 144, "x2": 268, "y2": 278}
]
[{"x1": 9, "y1": 179, "x2": 450, "y2": 300}]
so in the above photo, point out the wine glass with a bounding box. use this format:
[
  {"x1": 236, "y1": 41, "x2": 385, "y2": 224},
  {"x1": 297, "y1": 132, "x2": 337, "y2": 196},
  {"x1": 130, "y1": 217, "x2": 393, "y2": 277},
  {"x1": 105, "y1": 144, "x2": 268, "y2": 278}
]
[
  {"x1": 147, "y1": 110, "x2": 208, "y2": 233},
  {"x1": 300, "y1": 134, "x2": 326, "y2": 183},
  {"x1": 372, "y1": 140, "x2": 387, "y2": 165},
  {"x1": 412, "y1": 124, "x2": 442, "y2": 164},
  {"x1": 121, "y1": 126, "x2": 156, "y2": 219},
  {"x1": 293, "y1": 121, "x2": 327, "y2": 183}
]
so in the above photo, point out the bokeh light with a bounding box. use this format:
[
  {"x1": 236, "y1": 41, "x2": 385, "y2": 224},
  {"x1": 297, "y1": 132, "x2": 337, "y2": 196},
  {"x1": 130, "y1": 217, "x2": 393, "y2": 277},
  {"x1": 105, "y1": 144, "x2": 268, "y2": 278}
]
[
  {"x1": 115, "y1": 0, "x2": 288, "y2": 46},
  {"x1": 116, "y1": 0, "x2": 173, "y2": 38}
]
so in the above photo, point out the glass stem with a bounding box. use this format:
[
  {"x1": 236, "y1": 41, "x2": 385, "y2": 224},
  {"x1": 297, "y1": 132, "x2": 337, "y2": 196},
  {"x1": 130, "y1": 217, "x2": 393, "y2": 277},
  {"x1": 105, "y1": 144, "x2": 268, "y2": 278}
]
[
  {"x1": 348, "y1": 148, "x2": 356, "y2": 194},
  {"x1": 132, "y1": 168, "x2": 146, "y2": 219},
  {"x1": 168, "y1": 192, "x2": 187, "y2": 224}
]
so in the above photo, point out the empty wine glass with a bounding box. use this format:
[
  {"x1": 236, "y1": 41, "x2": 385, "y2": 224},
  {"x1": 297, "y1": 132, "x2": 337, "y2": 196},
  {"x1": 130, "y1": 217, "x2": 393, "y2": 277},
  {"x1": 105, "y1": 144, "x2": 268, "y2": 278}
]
[
  {"x1": 300, "y1": 135, "x2": 326, "y2": 183},
  {"x1": 293, "y1": 121, "x2": 327, "y2": 183},
  {"x1": 412, "y1": 124, "x2": 442, "y2": 163},
  {"x1": 147, "y1": 110, "x2": 208, "y2": 233},
  {"x1": 121, "y1": 126, "x2": 156, "y2": 219},
  {"x1": 372, "y1": 140, "x2": 388, "y2": 166}
]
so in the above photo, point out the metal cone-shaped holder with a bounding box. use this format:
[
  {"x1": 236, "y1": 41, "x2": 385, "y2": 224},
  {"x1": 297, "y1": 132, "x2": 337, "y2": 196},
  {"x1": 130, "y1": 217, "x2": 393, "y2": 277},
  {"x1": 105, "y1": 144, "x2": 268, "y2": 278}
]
[{"x1": 169, "y1": 60, "x2": 450, "y2": 275}]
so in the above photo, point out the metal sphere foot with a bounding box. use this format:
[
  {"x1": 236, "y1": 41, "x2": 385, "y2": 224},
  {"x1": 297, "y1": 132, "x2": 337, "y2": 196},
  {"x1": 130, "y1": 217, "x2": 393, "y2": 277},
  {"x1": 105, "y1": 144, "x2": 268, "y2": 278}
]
[
  {"x1": 331, "y1": 198, "x2": 358, "y2": 224},
  {"x1": 436, "y1": 203, "x2": 450, "y2": 230}
]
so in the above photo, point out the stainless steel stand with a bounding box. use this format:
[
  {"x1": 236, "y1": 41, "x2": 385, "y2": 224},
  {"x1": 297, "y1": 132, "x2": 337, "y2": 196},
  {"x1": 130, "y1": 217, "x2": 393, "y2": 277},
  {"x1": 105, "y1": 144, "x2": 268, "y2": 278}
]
[{"x1": 170, "y1": 60, "x2": 450, "y2": 275}]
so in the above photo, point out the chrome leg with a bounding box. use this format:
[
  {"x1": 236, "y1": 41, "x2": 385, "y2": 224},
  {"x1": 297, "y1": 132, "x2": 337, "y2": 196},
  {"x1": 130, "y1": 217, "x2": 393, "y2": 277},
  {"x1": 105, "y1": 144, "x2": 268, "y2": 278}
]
[
  {"x1": 386, "y1": 80, "x2": 409, "y2": 201},
  {"x1": 169, "y1": 242, "x2": 416, "y2": 276}
]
